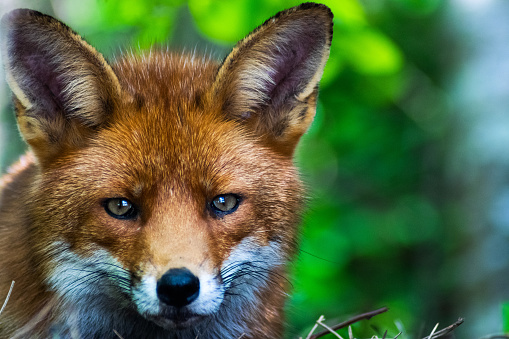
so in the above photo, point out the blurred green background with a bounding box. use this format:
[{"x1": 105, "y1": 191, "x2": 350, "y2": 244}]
[{"x1": 1, "y1": 0, "x2": 509, "y2": 337}]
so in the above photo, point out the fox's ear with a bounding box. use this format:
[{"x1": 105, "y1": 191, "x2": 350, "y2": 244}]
[
  {"x1": 213, "y1": 3, "x2": 333, "y2": 155},
  {"x1": 1, "y1": 9, "x2": 121, "y2": 161}
]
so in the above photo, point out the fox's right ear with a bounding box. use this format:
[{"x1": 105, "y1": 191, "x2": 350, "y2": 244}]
[{"x1": 1, "y1": 9, "x2": 121, "y2": 162}]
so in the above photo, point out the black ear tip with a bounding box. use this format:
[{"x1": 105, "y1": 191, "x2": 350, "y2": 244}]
[
  {"x1": 290, "y1": 3, "x2": 334, "y2": 42},
  {"x1": 1, "y1": 9, "x2": 44, "y2": 56},
  {"x1": 297, "y1": 2, "x2": 333, "y2": 16},
  {"x1": 294, "y1": 2, "x2": 333, "y2": 19},
  {"x1": 3, "y1": 8, "x2": 32, "y2": 22},
  {"x1": 0, "y1": 9, "x2": 17, "y2": 28},
  {"x1": 0, "y1": 10, "x2": 22, "y2": 44},
  {"x1": 2, "y1": 9, "x2": 50, "y2": 29}
]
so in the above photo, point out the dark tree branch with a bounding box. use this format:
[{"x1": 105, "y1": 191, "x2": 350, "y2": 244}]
[
  {"x1": 422, "y1": 318, "x2": 464, "y2": 339},
  {"x1": 303, "y1": 309, "x2": 464, "y2": 339},
  {"x1": 308, "y1": 307, "x2": 389, "y2": 339}
]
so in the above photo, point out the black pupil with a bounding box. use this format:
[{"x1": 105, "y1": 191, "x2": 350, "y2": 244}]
[
  {"x1": 110, "y1": 199, "x2": 131, "y2": 215},
  {"x1": 214, "y1": 195, "x2": 237, "y2": 212}
]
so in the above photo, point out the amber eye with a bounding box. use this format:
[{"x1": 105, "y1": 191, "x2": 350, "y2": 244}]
[
  {"x1": 104, "y1": 198, "x2": 138, "y2": 220},
  {"x1": 211, "y1": 194, "x2": 240, "y2": 215}
]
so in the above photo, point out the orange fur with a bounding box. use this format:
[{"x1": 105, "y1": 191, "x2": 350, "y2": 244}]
[{"x1": 0, "y1": 3, "x2": 332, "y2": 338}]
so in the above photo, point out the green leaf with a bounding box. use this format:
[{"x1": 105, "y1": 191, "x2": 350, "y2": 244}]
[
  {"x1": 391, "y1": 0, "x2": 442, "y2": 15},
  {"x1": 503, "y1": 302, "x2": 509, "y2": 333},
  {"x1": 323, "y1": 0, "x2": 367, "y2": 27},
  {"x1": 338, "y1": 28, "x2": 404, "y2": 75},
  {"x1": 188, "y1": 0, "x2": 276, "y2": 43}
]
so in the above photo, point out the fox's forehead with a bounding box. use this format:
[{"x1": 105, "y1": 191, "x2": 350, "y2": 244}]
[
  {"x1": 105, "y1": 51, "x2": 243, "y2": 168},
  {"x1": 112, "y1": 51, "x2": 219, "y2": 110},
  {"x1": 97, "y1": 120, "x2": 249, "y2": 176}
]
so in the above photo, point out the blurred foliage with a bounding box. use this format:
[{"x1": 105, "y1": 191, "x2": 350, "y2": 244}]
[
  {"x1": 0, "y1": 0, "x2": 461, "y2": 337},
  {"x1": 501, "y1": 309, "x2": 509, "y2": 337},
  {"x1": 503, "y1": 309, "x2": 509, "y2": 337}
]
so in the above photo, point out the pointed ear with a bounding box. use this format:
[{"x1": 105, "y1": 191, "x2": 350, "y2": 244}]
[
  {"x1": 1, "y1": 9, "x2": 121, "y2": 161},
  {"x1": 212, "y1": 3, "x2": 333, "y2": 155}
]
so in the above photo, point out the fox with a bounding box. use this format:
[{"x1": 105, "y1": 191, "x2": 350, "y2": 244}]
[{"x1": 0, "y1": 3, "x2": 332, "y2": 338}]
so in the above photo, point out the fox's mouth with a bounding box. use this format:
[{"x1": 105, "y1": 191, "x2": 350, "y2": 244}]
[{"x1": 148, "y1": 309, "x2": 206, "y2": 329}]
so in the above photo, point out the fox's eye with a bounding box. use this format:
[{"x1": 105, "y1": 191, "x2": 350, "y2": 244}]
[
  {"x1": 104, "y1": 198, "x2": 138, "y2": 220},
  {"x1": 211, "y1": 194, "x2": 240, "y2": 215}
]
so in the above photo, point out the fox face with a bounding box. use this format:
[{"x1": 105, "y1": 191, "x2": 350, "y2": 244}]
[{"x1": 0, "y1": 3, "x2": 332, "y2": 338}]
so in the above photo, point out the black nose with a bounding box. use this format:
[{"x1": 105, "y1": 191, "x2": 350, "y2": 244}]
[{"x1": 156, "y1": 268, "x2": 200, "y2": 307}]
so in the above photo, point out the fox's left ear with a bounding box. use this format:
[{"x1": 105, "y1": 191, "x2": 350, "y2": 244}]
[{"x1": 213, "y1": 3, "x2": 333, "y2": 155}]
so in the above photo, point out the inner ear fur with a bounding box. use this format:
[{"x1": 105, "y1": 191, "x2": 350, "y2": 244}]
[
  {"x1": 1, "y1": 9, "x2": 121, "y2": 160},
  {"x1": 213, "y1": 3, "x2": 333, "y2": 155}
]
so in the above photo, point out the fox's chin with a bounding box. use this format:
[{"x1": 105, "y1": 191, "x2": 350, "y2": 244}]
[{"x1": 147, "y1": 311, "x2": 207, "y2": 330}]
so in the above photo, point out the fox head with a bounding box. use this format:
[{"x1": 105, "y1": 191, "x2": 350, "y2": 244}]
[{"x1": 1, "y1": 3, "x2": 332, "y2": 338}]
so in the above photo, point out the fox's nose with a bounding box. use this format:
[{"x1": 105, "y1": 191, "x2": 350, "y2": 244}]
[{"x1": 156, "y1": 268, "x2": 200, "y2": 307}]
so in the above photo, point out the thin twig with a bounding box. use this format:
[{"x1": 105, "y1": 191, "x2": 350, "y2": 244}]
[
  {"x1": 0, "y1": 281, "x2": 15, "y2": 315},
  {"x1": 304, "y1": 316, "x2": 323, "y2": 339},
  {"x1": 113, "y1": 329, "x2": 125, "y2": 339},
  {"x1": 421, "y1": 318, "x2": 464, "y2": 339},
  {"x1": 316, "y1": 315, "x2": 344, "y2": 339},
  {"x1": 308, "y1": 307, "x2": 389, "y2": 339},
  {"x1": 428, "y1": 323, "x2": 439, "y2": 339}
]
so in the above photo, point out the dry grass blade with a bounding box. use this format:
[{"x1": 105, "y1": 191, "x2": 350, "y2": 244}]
[
  {"x1": 113, "y1": 329, "x2": 125, "y2": 339},
  {"x1": 316, "y1": 315, "x2": 344, "y2": 339},
  {"x1": 304, "y1": 319, "x2": 322, "y2": 339},
  {"x1": 308, "y1": 307, "x2": 389, "y2": 339},
  {"x1": 0, "y1": 281, "x2": 14, "y2": 316},
  {"x1": 427, "y1": 323, "x2": 439, "y2": 339},
  {"x1": 421, "y1": 318, "x2": 464, "y2": 339}
]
